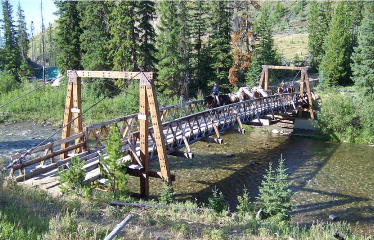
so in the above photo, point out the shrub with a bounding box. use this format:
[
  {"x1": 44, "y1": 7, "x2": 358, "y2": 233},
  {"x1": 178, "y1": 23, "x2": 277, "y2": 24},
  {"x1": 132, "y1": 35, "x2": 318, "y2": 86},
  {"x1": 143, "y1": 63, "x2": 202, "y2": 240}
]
[
  {"x1": 59, "y1": 156, "x2": 89, "y2": 196},
  {"x1": 237, "y1": 186, "x2": 254, "y2": 218},
  {"x1": 100, "y1": 124, "x2": 129, "y2": 199},
  {"x1": 257, "y1": 156, "x2": 293, "y2": 223},
  {"x1": 0, "y1": 71, "x2": 18, "y2": 94},
  {"x1": 159, "y1": 183, "x2": 174, "y2": 205},
  {"x1": 208, "y1": 187, "x2": 227, "y2": 214}
]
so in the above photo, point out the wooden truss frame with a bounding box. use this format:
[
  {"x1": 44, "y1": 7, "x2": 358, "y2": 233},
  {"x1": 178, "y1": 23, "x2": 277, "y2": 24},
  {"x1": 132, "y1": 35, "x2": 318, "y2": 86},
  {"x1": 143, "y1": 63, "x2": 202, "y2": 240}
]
[
  {"x1": 258, "y1": 65, "x2": 314, "y2": 119},
  {"x1": 61, "y1": 70, "x2": 171, "y2": 198}
]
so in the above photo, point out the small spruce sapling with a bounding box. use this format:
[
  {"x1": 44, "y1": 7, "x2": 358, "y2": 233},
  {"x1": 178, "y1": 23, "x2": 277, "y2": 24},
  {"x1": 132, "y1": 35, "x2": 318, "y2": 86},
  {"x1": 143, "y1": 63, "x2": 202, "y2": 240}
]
[
  {"x1": 159, "y1": 183, "x2": 174, "y2": 205},
  {"x1": 208, "y1": 187, "x2": 227, "y2": 214},
  {"x1": 59, "y1": 156, "x2": 89, "y2": 196},
  {"x1": 257, "y1": 156, "x2": 293, "y2": 222},
  {"x1": 100, "y1": 124, "x2": 129, "y2": 199},
  {"x1": 237, "y1": 186, "x2": 254, "y2": 218}
]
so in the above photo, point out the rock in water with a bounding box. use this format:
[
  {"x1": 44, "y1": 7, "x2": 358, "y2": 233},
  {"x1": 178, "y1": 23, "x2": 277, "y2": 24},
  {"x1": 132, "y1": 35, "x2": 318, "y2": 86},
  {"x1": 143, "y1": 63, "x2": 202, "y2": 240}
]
[
  {"x1": 225, "y1": 153, "x2": 234, "y2": 158},
  {"x1": 329, "y1": 214, "x2": 338, "y2": 221},
  {"x1": 333, "y1": 232, "x2": 345, "y2": 240},
  {"x1": 272, "y1": 129, "x2": 279, "y2": 134}
]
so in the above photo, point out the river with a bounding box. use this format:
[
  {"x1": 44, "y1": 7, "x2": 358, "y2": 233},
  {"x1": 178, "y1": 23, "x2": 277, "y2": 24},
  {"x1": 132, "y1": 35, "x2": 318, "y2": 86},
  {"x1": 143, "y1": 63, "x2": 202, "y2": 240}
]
[{"x1": 1, "y1": 122, "x2": 373, "y2": 236}]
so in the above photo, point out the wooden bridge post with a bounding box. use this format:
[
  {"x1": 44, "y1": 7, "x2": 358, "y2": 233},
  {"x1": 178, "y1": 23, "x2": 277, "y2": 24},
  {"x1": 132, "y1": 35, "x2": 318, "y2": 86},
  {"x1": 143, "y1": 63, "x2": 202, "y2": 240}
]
[
  {"x1": 139, "y1": 76, "x2": 150, "y2": 198},
  {"x1": 303, "y1": 68, "x2": 315, "y2": 119},
  {"x1": 139, "y1": 73, "x2": 171, "y2": 198},
  {"x1": 61, "y1": 70, "x2": 83, "y2": 159}
]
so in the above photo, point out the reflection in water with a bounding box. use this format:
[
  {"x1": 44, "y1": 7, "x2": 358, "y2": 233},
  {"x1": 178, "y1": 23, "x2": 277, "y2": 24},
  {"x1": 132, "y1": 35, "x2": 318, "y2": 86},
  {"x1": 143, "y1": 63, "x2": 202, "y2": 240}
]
[{"x1": 130, "y1": 128, "x2": 374, "y2": 236}]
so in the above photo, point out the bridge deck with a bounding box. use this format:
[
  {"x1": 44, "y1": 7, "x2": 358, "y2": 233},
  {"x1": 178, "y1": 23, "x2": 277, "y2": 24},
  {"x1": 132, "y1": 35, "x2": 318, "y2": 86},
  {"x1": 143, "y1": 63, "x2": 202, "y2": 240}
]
[{"x1": 10, "y1": 93, "x2": 298, "y2": 195}]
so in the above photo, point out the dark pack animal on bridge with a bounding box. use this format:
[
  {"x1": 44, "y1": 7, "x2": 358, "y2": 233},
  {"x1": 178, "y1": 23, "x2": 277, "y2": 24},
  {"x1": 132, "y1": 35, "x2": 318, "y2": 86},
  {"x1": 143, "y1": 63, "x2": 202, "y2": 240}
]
[{"x1": 204, "y1": 94, "x2": 235, "y2": 108}]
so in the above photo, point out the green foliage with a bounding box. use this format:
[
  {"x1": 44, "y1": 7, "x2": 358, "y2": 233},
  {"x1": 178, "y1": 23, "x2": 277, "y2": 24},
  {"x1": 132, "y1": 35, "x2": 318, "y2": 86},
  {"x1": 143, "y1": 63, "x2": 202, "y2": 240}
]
[
  {"x1": 351, "y1": 2, "x2": 374, "y2": 95},
  {"x1": 159, "y1": 184, "x2": 174, "y2": 205},
  {"x1": 59, "y1": 156, "x2": 90, "y2": 196},
  {"x1": 308, "y1": 1, "x2": 331, "y2": 70},
  {"x1": 156, "y1": 1, "x2": 191, "y2": 97},
  {"x1": 54, "y1": 1, "x2": 82, "y2": 73},
  {"x1": 319, "y1": 1, "x2": 362, "y2": 87},
  {"x1": 108, "y1": 1, "x2": 137, "y2": 72},
  {"x1": 137, "y1": 1, "x2": 157, "y2": 72},
  {"x1": 208, "y1": 1, "x2": 233, "y2": 86},
  {"x1": 0, "y1": 71, "x2": 19, "y2": 93},
  {"x1": 317, "y1": 88, "x2": 374, "y2": 143},
  {"x1": 237, "y1": 186, "x2": 254, "y2": 217},
  {"x1": 100, "y1": 124, "x2": 129, "y2": 198},
  {"x1": 245, "y1": 6, "x2": 281, "y2": 87},
  {"x1": 208, "y1": 187, "x2": 227, "y2": 214},
  {"x1": 78, "y1": 1, "x2": 112, "y2": 71},
  {"x1": 257, "y1": 157, "x2": 293, "y2": 223}
]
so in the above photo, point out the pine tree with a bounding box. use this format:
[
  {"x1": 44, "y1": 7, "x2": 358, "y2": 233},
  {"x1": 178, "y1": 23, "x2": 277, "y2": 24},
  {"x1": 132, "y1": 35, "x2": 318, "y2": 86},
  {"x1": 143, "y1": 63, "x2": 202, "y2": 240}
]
[
  {"x1": 137, "y1": 0, "x2": 157, "y2": 72},
  {"x1": 54, "y1": 1, "x2": 82, "y2": 73},
  {"x1": 208, "y1": 1, "x2": 233, "y2": 87},
  {"x1": 156, "y1": 1, "x2": 182, "y2": 96},
  {"x1": 189, "y1": 0, "x2": 208, "y2": 93},
  {"x1": 245, "y1": 6, "x2": 280, "y2": 87},
  {"x1": 100, "y1": 124, "x2": 129, "y2": 198},
  {"x1": 107, "y1": 1, "x2": 137, "y2": 72},
  {"x1": 16, "y1": 2, "x2": 31, "y2": 78},
  {"x1": 319, "y1": 1, "x2": 354, "y2": 87},
  {"x1": 1, "y1": 0, "x2": 20, "y2": 78},
  {"x1": 78, "y1": 1, "x2": 111, "y2": 71},
  {"x1": 351, "y1": 2, "x2": 374, "y2": 94},
  {"x1": 257, "y1": 157, "x2": 293, "y2": 222},
  {"x1": 177, "y1": 0, "x2": 192, "y2": 100}
]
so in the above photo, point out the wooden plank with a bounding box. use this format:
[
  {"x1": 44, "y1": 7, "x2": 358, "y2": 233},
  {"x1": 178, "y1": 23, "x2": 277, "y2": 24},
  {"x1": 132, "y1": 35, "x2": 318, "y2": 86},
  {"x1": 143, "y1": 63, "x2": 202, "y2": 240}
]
[
  {"x1": 126, "y1": 168, "x2": 175, "y2": 181},
  {"x1": 264, "y1": 66, "x2": 269, "y2": 91},
  {"x1": 258, "y1": 69, "x2": 265, "y2": 88},
  {"x1": 69, "y1": 70, "x2": 153, "y2": 80},
  {"x1": 12, "y1": 142, "x2": 54, "y2": 160},
  {"x1": 14, "y1": 151, "x2": 90, "y2": 182},
  {"x1": 13, "y1": 143, "x2": 85, "y2": 171},
  {"x1": 104, "y1": 215, "x2": 133, "y2": 240}
]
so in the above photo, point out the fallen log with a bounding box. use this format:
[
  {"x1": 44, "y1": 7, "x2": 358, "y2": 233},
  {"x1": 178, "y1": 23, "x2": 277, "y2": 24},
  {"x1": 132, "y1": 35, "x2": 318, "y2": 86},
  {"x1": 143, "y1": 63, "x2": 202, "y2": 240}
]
[
  {"x1": 110, "y1": 201, "x2": 212, "y2": 213},
  {"x1": 104, "y1": 214, "x2": 133, "y2": 240}
]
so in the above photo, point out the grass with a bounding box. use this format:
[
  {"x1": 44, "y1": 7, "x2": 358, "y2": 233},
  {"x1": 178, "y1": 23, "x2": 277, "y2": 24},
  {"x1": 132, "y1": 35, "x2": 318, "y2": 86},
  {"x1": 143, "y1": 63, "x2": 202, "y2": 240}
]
[
  {"x1": 0, "y1": 167, "x2": 370, "y2": 240},
  {"x1": 273, "y1": 33, "x2": 309, "y2": 62}
]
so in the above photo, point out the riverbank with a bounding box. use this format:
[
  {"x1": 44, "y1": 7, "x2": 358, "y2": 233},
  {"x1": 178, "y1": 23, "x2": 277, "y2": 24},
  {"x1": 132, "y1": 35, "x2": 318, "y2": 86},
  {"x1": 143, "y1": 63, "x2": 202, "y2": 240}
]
[{"x1": 0, "y1": 176, "x2": 369, "y2": 240}]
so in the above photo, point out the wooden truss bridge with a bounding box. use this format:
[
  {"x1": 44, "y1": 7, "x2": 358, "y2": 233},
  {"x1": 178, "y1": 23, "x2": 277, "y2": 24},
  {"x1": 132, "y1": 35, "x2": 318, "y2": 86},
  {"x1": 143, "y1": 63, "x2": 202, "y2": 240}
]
[{"x1": 8, "y1": 67, "x2": 313, "y2": 198}]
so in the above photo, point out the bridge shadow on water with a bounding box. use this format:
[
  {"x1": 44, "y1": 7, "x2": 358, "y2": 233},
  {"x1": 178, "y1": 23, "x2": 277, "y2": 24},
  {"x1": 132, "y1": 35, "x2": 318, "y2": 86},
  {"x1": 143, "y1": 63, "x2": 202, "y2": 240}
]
[{"x1": 147, "y1": 128, "x2": 374, "y2": 235}]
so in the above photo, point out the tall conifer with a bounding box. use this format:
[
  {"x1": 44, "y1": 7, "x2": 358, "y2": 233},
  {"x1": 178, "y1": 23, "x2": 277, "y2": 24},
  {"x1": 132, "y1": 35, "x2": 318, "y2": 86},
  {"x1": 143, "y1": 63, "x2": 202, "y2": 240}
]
[
  {"x1": 78, "y1": 1, "x2": 111, "y2": 71},
  {"x1": 208, "y1": 1, "x2": 232, "y2": 87},
  {"x1": 156, "y1": 1, "x2": 182, "y2": 96},
  {"x1": 245, "y1": 6, "x2": 280, "y2": 87},
  {"x1": 351, "y1": 2, "x2": 374, "y2": 94},
  {"x1": 319, "y1": 2, "x2": 354, "y2": 87},
  {"x1": 1, "y1": 0, "x2": 19, "y2": 77},
  {"x1": 137, "y1": 1, "x2": 156, "y2": 72},
  {"x1": 16, "y1": 2, "x2": 30, "y2": 77},
  {"x1": 54, "y1": 1, "x2": 82, "y2": 73}
]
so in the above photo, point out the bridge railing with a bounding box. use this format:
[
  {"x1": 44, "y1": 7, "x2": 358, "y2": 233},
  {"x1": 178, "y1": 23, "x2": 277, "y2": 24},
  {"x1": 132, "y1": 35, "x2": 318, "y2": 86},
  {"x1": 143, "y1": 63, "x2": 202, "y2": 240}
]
[{"x1": 9, "y1": 93, "x2": 297, "y2": 180}]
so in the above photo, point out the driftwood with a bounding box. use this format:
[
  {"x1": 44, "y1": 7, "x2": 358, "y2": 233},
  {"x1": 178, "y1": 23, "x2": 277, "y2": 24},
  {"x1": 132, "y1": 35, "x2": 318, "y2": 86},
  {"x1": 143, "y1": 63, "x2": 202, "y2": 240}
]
[
  {"x1": 104, "y1": 214, "x2": 133, "y2": 240},
  {"x1": 110, "y1": 201, "x2": 213, "y2": 213}
]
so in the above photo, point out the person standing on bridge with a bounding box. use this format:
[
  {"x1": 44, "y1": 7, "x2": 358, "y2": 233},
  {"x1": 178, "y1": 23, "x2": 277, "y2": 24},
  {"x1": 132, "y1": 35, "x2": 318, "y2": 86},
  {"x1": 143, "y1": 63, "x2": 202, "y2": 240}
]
[{"x1": 211, "y1": 83, "x2": 220, "y2": 106}]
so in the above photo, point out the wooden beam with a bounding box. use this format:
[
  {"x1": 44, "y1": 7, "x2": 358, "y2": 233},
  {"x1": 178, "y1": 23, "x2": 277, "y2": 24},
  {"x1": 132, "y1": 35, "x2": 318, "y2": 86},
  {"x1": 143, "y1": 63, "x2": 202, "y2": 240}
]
[
  {"x1": 72, "y1": 76, "x2": 83, "y2": 152},
  {"x1": 139, "y1": 80, "x2": 149, "y2": 198},
  {"x1": 304, "y1": 71, "x2": 315, "y2": 119},
  {"x1": 68, "y1": 70, "x2": 153, "y2": 80},
  {"x1": 263, "y1": 65, "x2": 309, "y2": 71},
  {"x1": 145, "y1": 74, "x2": 171, "y2": 185},
  {"x1": 264, "y1": 66, "x2": 269, "y2": 90},
  {"x1": 61, "y1": 73, "x2": 75, "y2": 159}
]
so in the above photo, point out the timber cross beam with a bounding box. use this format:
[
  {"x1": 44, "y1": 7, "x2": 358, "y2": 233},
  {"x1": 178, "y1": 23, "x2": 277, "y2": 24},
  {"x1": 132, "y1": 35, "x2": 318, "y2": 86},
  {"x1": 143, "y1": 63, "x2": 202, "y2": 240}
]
[
  {"x1": 61, "y1": 70, "x2": 171, "y2": 199},
  {"x1": 259, "y1": 65, "x2": 314, "y2": 119}
]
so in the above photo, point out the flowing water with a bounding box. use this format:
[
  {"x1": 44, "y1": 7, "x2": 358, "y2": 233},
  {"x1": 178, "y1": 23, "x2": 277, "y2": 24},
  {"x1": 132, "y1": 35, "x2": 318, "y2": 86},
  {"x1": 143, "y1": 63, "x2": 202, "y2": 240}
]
[{"x1": 1, "y1": 122, "x2": 373, "y2": 235}]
